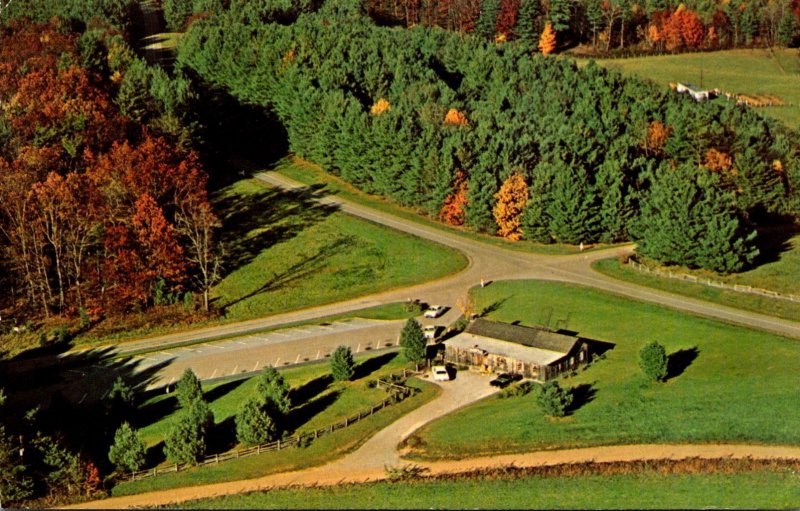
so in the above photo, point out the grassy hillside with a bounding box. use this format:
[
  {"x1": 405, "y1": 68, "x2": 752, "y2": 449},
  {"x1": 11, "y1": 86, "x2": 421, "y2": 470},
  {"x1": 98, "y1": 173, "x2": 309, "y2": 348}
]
[
  {"x1": 410, "y1": 280, "x2": 800, "y2": 458},
  {"x1": 575, "y1": 49, "x2": 800, "y2": 130}
]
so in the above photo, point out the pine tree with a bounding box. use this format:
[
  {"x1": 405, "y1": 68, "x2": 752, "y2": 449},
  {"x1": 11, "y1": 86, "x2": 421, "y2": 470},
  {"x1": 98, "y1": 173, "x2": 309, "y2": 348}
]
[
  {"x1": 330, "y1": 345, "x2": 356, "y2": 381},
  {"x1": 516, "y1": 0, "x2": 542, "y2": 49},
  {"x1": 477, "y1": 0, "x2": 501, "y2": 39},
  {"x1": 235, "y1": 398, "x2": 278, "y2": 446},
  {"x1": 108, "y1": 422, "x2": 146, "y2": 473},
  {"x1": 164, "y1": 399, "x2": 214, "y2": 465},
  {"x1": 536, "y1": 381, "x2": 572, "y2": 417},
  {"x1": 175, "y1": 368, "x2": 202, "y2": 409},
  {"x1": 256, "y1": 366, "x2": 292, "y2": 415},
  {"x1": 538, "y1": 22, "x2": 557, "y2": 54},
  {"x1": 399, "y1": 318, "x2": 427, "y2": 370}
]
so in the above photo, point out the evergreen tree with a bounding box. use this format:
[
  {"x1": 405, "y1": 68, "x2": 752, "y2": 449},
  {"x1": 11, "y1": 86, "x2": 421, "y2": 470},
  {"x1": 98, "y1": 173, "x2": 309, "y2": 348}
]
[
  {"x1": 235, "y1": 398, "x2": 278, "y2": 446},
  {"x1": 517, "y1": 0, "x2": 542, "y2": 49},
  {"x1": 399, "y1": 318, "x2": 427, "y2": 371},
  {"x1": 164, "y1": 399, "x2": 214, "y2": 465},
  {"x1": 175, "y1": 368, "x2": 203, "y2": 409},
  {"x1": 105, "y1": 376, "x2": 136, "y2": 424},
  {"x1": 639, "y1": 341, "x2": 668, "y2": 381},
  {"x1": 536, "y1": 381, "x2": 572, "y2": 417},
  {"x1": 108, "y1": 422, "x2": 146, "y2": 473},
  {"x1": 777, "y1": 10, "x2": 799, "y2": 46},
  {"x1": 256, "y1": 366, "x2": 292, "y2": 415},
  {"x1": 634, "y1": 164, "x2": 758, "y2": 273},
  {"x1": 477, "y1": 0, "x2": 502, "y2": 39},
  {"x1": 330, "y1": 345, "x2": 356, "y2": 382},
  {"x1": 0, "y1": 426, "x2": 32, "y2": 508},
  {"x1": 547, "y1": 0, "x2": 572, "y2": 32}
]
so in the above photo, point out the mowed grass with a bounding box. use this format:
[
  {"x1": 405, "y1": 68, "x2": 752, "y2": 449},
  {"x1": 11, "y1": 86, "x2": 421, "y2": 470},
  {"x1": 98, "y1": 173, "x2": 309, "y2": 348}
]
[
  {"x1": 273, "y1": 157, "x2": 621, "y2": 256},
  {"x1": 114, "y1": 352, "x2": 440, "y2": 496},
  {"x1": 576, "y1": 48, "x2": 800, "y2": 129},
  {"x1": 177, "y1": 470, "x2": 800, "y2": 509},
  {"x1": 210, "y1": 178, "x2": 466, "y2": 321},
  {"x1": 410, "y1": 280, "x2": 800, "y2": 459}
]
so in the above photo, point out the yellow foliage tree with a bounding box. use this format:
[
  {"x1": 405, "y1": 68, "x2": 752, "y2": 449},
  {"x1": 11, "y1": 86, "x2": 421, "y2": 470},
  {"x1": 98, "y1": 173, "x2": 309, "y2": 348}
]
[
  {"x1": 444, "y1": 108, "x2": 469, "y2": 126},
  {"x1": 370, "y1": 98, "x2": 391, "y2": 116},
  {"x1": 493, "y1": 173, "x2": 529, "y2": 241},
  {"x1": 538, "y1": 22, "x2": 557, "y2": 55}
]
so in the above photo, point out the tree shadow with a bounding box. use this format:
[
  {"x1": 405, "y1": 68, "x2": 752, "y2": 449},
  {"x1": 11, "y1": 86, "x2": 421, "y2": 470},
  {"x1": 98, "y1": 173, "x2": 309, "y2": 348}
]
[
  {"x1": 667, "y1": 347, "x2": 699, "y2": 380},
  {"x1": 287, "y1": 390, "x2": 341, "y2": 431},
  {"x1": 288, "y1": 374, "x2": 333, "y2": 406},
  {"x1": 752, "y1": 222, "x2": 798, "y2": 266},
  {"x1": 584, "y1": 339, "x2": 616, "y2": 359},
  {"x1": 566, "y1": 383, "x2": 597, "y2": 415},
  {"x1": 352, "y1": 352, "x2": 397, "y2": 381},
  {"x1": 1, "y1": 346, "x2": 175, "y2": 476},
  {"x1": 207, "y1": 416, "x2": 238, "y2": 455},
  {"x1": 479, "y1": 296, "x2": 510, "y2": 317},
  {"x1": 204, "y1": 378, "x2": 247, "y2": 404},
  {"x1": 145, "y1": 441, "x2": 166, "y2": 468}
]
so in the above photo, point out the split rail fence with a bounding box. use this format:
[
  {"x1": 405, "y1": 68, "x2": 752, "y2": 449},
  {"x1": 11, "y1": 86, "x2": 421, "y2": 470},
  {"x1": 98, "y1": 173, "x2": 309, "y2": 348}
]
[
  {"x1": 626, "y1": 259, "x2": 800, "y2": 303},
  {"x1": 120, "y1": 369, "x2": 423, "y2": 483}
]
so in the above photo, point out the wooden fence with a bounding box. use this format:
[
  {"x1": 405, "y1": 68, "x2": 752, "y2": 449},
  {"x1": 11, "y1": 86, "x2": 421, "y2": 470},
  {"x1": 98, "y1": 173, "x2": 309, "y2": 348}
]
[
  {"x1": 626, "y1": 259, "x2": 800, "y2": 303},
  {"x1": 120, "y1": 369, "x2": 423, "y2": 483}
]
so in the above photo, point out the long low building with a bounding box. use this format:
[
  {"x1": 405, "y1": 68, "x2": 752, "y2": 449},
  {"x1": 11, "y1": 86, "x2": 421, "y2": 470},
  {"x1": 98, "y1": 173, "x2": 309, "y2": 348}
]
[{"x1": 443, "y1": 319, "x2": 589, "y2": 381}]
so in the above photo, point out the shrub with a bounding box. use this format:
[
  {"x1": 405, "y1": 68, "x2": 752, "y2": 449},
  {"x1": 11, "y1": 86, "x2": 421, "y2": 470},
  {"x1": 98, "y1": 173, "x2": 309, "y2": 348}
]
[
  {"x1": 399, "y1": 318, "x2": 426, "y2": 370},
  {"x1": 639, "y1": 341, "x2": 668, "y2": 381},
  {"x1": 536, "y1": 381, "x2": 572, "y2": 417},
  {"x1": 235, "y1": 398, "x2": 278, "y2": 446}
]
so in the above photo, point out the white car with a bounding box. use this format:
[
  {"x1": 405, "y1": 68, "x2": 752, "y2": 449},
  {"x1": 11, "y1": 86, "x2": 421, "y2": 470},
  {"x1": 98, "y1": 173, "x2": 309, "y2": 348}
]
[
  {"x1": 423, "y1": 325, "x2": 439, "y2": 340},
  {"x1": 424, "y1": 305, "x2": 446, "y2": 318},
  {"x1": 432, "y1": 365, "x2": 450, "y2": 381}
]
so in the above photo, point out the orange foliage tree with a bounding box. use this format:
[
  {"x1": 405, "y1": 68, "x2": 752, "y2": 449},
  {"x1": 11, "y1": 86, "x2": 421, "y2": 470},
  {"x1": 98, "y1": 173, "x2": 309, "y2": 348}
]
[
  {"x1": 539, "y1": 22, "x2": 557, "y2": 55},
  {"x1": 439, "y1": 169, "x2": 468, "y2": 225},
  {"x1": 444, "y1": 108, "x2": 469, "y2": 126},
  {"x1": 643, "y1": 120, "x2": 672, "y2": 156},
  {"x1": 493, "y1": 172, "x2": 529, "y2": 240},
  {"x1": 704, "y1": 148, "x2": 734, "y2": 174},
  {"x1": 370, "y1": 98, "x2": 391, "y2": 115}
]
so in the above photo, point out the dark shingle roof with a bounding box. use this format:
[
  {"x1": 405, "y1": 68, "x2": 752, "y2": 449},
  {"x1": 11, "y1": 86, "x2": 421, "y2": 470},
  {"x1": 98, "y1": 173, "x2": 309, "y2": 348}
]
[{"x1": 465, "y1": 319, "x2": 578, "y2": 354}]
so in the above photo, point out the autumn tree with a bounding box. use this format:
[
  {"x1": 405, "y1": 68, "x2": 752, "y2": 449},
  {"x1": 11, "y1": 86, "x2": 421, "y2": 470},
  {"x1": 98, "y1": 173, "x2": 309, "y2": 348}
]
[
  {"x1": 493, "y1": 173, "x2": 529, "y2": 241},
  {"x1": 643, "y1": 120, "x2": 672, "y2": 156},
  {"x1": 496, "y1": 0, "x2": 521, "y2": 39},
  {"x1": 538, "y1": 21, "x2": 557, "y2": 54},
  {"x1": 439, "y1": 169, "x2": 468, "y2": 225}
]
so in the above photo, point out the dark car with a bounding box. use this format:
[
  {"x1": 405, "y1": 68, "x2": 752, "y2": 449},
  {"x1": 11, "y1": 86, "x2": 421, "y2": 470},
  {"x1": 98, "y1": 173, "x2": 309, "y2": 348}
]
[{"x1": 489, "y1": 372, "x2": 523, "y2": 388}]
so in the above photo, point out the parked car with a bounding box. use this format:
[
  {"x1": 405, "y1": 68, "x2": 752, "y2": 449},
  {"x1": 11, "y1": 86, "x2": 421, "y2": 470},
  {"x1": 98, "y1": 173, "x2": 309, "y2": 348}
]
[
  {"x1": 489, "y1": 373, "x2": 523, "y2": 388},
  {"x1": 423, "y1": 325, "x2": 439, "y2": 340},
  {"x1": 432, "y1": 365, "x2": 451, "y2": 381},
  {"x1": 424, "y1": 305, "x2": 446, "y2": 318}
]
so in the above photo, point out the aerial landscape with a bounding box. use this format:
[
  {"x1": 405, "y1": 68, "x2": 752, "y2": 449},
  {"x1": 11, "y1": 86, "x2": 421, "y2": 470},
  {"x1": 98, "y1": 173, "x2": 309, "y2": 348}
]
[{"x1": 0, "y1": 0, "x2": 799, "y2": 508}]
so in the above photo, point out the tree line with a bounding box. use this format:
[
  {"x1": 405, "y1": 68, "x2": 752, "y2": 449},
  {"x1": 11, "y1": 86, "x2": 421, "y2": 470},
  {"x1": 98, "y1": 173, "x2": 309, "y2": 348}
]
[
  {"x1": 0, "y1": 17, "x2": 221, "y2": 319},
  {"x1": 177, "y1": 0, "x2": 799, "y2": 273}
]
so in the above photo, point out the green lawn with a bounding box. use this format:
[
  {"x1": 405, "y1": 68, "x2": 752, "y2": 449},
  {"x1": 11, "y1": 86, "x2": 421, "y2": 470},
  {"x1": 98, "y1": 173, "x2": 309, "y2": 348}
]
[
  {"x1": 592, "y1": 257, "x2": 800, "y2": 322},
  {"x1": 574, "y1": 48, "x2": 800, "y2": 130},
  {"x1": 409, "y1": 280, "x2": 800, "y2": 459},
  {"x1": 272, "y1": 157, "x2": 621, "y2": 256},
  {"x1": 114, "y1": 352, "x2": 440, "y2": 496},
  {"x1": 177, "y1": 468, "x2": 800, "y2": 509},
  {"x1": 210, "y1": 178, "x2": 467, "y2": 322}
]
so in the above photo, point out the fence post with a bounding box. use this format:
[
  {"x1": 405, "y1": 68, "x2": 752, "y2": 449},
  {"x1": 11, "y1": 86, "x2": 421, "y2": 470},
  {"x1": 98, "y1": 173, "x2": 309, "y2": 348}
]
[
  {"x1": 314, "y1": 429, "x2": 318, "y2": 439},
  {"x1": 175, "y1": 463, "x2": 179, "y2": 473},
  {"x1": 154, "y1": 467, "x2": 157, "y2": 477},
  {"x1": 345, "y1": 417, "x2": 348, "y2": 427},
  {"x1": 215, "y1": 454, "x2": 219, "y2": 464},
  {"x1": 277, "y1": 438, "x2": 281, "y2": 450},
  {"x1": 131, "y1": 471, "x2": 135, "y2": 482}
]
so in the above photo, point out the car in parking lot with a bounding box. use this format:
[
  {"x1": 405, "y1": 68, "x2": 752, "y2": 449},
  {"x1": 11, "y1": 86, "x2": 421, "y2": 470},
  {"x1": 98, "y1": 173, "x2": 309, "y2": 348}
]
[
  {"x1": 489, "y1": 373, "x2": 523, "y2": 388},
  {"x1": 423, "y1": 325, "x2": 439, "y2": 340},
  {"x1": 424, "y1": 305, "x2": 446, "y2": 318},
  {"x1": 432, "y1": 365, "x2": 451, "y2": 381}
]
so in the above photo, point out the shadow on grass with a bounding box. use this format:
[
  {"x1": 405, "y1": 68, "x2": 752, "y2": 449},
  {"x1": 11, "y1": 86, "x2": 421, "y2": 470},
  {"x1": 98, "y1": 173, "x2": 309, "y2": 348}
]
[
  {"x1": 752, "y1": 222, "x2": 798, "y2": 266},
  {"x1": 136, "y1": 394, "x2": 179, "y2": 431},
  {"x1": 667, "y1": 347, "x2": 699, "y2": 380},
  {"x1": 204, "y1": 378, "x2": 247, "y2": 404},
  {"x1": 352, "y1": 352, "x2": 398, "y2": 381},
  {"x1": 0, "y1": 346, "x2": 174, "y2": 478},
  {"x1": 208, "y1": 416, "x2": 238, "y2": 454},
  {"x1": 480, "y1": 296, "x2": 510, "y2": 317},
  {"x1": 145, "y1": 441, "x2": 167, "y2": 468},
  {"x1": 289, "y1": 374, "x2": 333, "y2": 407},
  {"x1": 288, "y1": 390, "x2": 341, "y2": 431},
  {"x1": 567, "y1": 383, "x2": 597, "y2": 415}
]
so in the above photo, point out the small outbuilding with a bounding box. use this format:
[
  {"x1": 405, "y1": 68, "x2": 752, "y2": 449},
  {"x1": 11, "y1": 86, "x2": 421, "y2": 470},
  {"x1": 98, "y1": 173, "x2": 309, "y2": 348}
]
[{"x1": 443, "y1": 319, "x2": 589, "y2": 381}]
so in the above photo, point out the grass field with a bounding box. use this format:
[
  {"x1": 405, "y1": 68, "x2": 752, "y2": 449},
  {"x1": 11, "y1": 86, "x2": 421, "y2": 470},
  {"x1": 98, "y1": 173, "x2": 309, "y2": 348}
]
[
  {"x1": 209, "y1": 178, "x2": 466, "y2": 321},
  {"x1": 273, "y1": 157, "x2": 621, "y2": 256},
  {"x1": 114, "y1": 352, "x2": 440, "y2": 496},
  {"x1": 409, "y1": 280, "x2": 800, "y2": 459},
  {"x1": 574, "y1": 48, "x2": 800, "y2": 130},
  {"x1": 177, "y1": 468, "x2": 800, "y2": 509}
]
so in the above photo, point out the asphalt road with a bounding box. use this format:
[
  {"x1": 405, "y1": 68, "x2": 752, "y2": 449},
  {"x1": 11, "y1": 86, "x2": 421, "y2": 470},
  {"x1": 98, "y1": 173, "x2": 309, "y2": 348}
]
[{"x1": 40, "y1": 169, "x2": 800, "y2": 396}]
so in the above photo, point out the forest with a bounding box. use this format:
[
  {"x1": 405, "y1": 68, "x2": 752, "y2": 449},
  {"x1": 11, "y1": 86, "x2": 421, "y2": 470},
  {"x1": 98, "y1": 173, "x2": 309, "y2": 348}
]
[
  {"x1": 0, "y1": 0, "x2": 799, "y2": 505},
  {"x1": 176, "y1": 0, "x2": 800, "y2": 273}
]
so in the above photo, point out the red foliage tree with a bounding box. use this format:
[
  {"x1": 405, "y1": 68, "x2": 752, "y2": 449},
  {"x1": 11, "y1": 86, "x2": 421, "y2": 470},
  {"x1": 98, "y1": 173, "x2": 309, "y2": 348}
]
[
  {"x1": 439, "y1": 169, "x2": 469, "y2": 225},
  {"x1": 496, "y1": 0, "x2": 521, "y2": 39}
]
